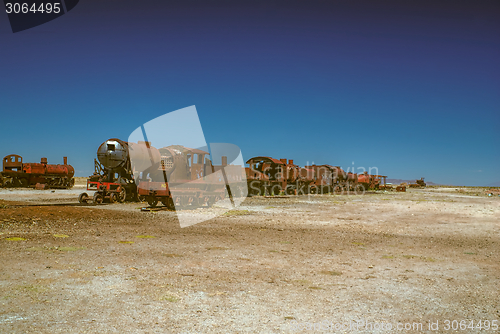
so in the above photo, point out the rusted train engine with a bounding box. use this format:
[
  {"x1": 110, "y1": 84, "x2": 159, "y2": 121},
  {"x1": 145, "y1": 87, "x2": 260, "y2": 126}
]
[
  {"x1": 79, "y1": 138, "x2": 150, "y2": 204},
  {"x1": 357, "y1": 172, "x2": 381, "y2": 190},
  {"x1": 245, "y1": 156, "x2": 386, "y2": 196},
  {"x1": 245, "y1": 157, "x2": 317, "y2": 196},
  {"x1": 79, "y1": 138, "x2": 231, "y2": 208},
  {"x1": 409, "y1": 177, "x2": 426, "y2": 188},
  {"x1": 0, "y1": 154, "x2": 74, "y2": 189},
  {"x1": 137, "y1": 145, "x2": 228, "y2": 208}
]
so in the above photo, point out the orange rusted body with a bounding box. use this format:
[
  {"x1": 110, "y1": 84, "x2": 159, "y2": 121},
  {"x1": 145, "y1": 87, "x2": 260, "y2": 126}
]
[
  {"x1": 1, "y1": 155, "x2": 74, "y2": 189},
  {"x1": 136, "y1": 145, "x2": 227, "y2": 208},
  {"x1": 357, "y1": 172, "x2": 382, "y2": 190},
  {"x1": 246, "y1": 157, "x2": 316, "y2": 196}
]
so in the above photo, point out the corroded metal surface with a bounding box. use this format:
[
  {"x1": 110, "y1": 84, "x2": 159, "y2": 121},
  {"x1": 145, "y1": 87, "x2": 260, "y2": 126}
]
[{"x1": 1, "y1": 155, "x2": 74, "y2": 189}]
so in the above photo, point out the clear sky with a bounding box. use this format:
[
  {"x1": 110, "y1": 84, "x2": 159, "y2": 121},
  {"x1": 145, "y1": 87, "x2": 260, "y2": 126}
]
[{"x1": 0, "y1": 0, "x2": 498, "y2": 185}]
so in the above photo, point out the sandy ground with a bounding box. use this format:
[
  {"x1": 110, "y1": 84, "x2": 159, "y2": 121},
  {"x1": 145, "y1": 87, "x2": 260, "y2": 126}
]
[{"x1": 0, "y1": 187, "x2": 499, "y2": 333}]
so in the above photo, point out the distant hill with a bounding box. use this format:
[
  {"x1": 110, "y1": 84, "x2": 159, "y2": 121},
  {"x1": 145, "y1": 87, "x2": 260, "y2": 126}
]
[
  {"x1": 487, "y1": 181, "x2": 500, "y2": 187},
  {"x1": 386, "y1": 178, "x2": 438, "y2": 186}
]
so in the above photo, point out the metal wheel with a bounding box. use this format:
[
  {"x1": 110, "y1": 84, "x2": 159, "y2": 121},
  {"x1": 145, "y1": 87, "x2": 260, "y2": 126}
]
[
  {"x1": 180, "y1": 196, "x2": 191, "y2": 208},
  {"x1": 248, "y1": 181, "x2": 260, "y2": 197},
  {"x1": 354, "y1": 184, "x2": 365, "y2": 195},
  {"x1": 118, "y1": 188, "x2": 126, "y2": 203},
  {"x1": 189, "y1": 196, "x2": 200, "y2": 208},
  {"x1": 109, "y1": 193, "x2": 118, "y2": 203},
  {"x1": 249, "y1": 186, "x2": 260, "y2": 197},
  {"x1": 207, "y1": 196, "x2": 216, "y2": 207},
  {"x1": 161, "y1": 197, "x2": 175, "y2": 210},
  {"x1": 78, "y1": 192, "x2": 89, "y2": 203},
  {"x1": 12, "y1": 178, "x2": 21, "y2": 187},
  {"x1": 270, "y1": 185, "x2": 281, "y2": 196},
  {"x1": 147, "y1": 196, "x2": 158, "y2": 208},
  {"x1": 93, "y1": 192, "x2": 104, "y2": 204}
]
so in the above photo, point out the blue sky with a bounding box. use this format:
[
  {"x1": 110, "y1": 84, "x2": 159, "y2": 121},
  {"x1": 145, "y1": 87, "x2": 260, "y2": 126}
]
[{"x1": 0, "y1": 0, "x2": 498, "y2": 185}]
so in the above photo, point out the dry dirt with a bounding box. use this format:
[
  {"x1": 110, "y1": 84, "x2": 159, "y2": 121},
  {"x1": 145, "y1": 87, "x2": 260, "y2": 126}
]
[{"x1": 0, "y1": 187, "x2": 499, "y2": 333}]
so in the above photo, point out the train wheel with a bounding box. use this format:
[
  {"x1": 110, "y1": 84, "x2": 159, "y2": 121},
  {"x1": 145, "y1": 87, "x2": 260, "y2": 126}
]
[
  {"x1": 249, "y1": 187, "x2": 259, "y2": 197},
  {"x1": 189, "y1": 197, "x2": 200, "y2": 208},
  {"x1": 147, "y1": 196, "x2": 158, "y2": 208},
  {"x1": 109, "y1": 193, "x2": 118, "y2": 203},
  {"x1": 93, "y1": 192, "x2": 104, "y2": 204},
  {"x1": 173, "y1": 196, "x2": 181, "y2": 207},
  {"x1": 270, "y1": 185, "x2": 281, "y2": 196},
  {"x1": 206, "y1": 196, "x2": 216, "y2": 207},
  {"x1": 68, "y1": 178, "x2": 75, "y2": 188},
  {"x1": 118, "y1": 188, "x2": 127, "y2": 203},
  {"x1": 180, "y1": 196, "x2": 191, "y2": 208},
  {"x1": 78, "y1": 193, "x2": 89, "y2": 203},
  {"x1": 19, "y1": 178, "x2": 28, "y2": 187},
  {"x1": 161, "y1": 197, "x2": 175, "y2": 210},
  {"x1": 354, "y1": 184, "x2": 365, "y2": 195},
  {"x1": 12, "y1": 178, "x2": 21, "y2": 187}
]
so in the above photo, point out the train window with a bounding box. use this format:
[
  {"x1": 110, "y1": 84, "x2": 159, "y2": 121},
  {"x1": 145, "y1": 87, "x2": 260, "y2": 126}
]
[
  {"x1": 187, "y1": 154, "x2": 192, "y2": 167},
  {"x1": 193, "y1": 154, "x2": 198, "y2": 164},
  {"x1": 107, "y1": 144, "x2": 115, "y2": 151}
]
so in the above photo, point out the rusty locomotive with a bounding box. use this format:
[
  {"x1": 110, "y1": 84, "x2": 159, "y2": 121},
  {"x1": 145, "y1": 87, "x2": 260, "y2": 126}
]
[
  {"x1": 136, "y1": 145, "x2": 231, "y2": 209},
  {"x1": 79, "y1": 138, "x2": 390, "y2": 206},
  {"x1": 245, "y1": 156, "x2": 387, "y2": 196},
  {"x1": 79, "y1": 138, "x2": 231, "y2": 208},
  {"x1": 78, "y1": 139, "x2": 144, "y2": 204},
  {"x1": 0, "y1": 155, "x2": 75, "y2": 189}
]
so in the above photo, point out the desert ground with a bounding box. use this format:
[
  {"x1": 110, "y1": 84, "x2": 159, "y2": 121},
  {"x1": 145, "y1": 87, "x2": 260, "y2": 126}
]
[{"x1": 0, "y1": 184, "x2": 499, "y2": 333}]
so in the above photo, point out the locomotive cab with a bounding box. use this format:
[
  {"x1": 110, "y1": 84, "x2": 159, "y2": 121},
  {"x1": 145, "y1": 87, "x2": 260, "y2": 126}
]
[{"x1": 3, "y1": 155, "x2": 22, "y2": 172}]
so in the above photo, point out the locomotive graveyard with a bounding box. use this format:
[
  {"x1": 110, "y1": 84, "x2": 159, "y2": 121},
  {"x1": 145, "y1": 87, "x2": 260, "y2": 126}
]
[{"x1": 0, "y1": 183, "x2": 499, "y2": 333}]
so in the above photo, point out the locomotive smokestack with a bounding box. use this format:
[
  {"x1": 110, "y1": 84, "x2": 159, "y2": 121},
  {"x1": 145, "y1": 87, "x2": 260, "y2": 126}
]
[
  {"x1": 41, "y1": 157, "x2": 47, "y2": 164},
  {"x1": 63, "y1": 157, "x2": 68, "y2": 165}
]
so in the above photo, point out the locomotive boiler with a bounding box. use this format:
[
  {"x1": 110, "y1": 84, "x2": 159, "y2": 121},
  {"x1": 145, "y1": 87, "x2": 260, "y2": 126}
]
[
  {"x1": 1, "y1": 154, "x2": 74, "y2": 189},
  {"x1": 79, "y1": 138, "x2": 159, "y2": 204}
]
